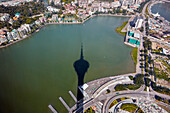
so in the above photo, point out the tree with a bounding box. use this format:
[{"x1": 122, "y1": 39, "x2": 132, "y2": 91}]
[
  {"x1": 59, "y1": 9, "x2": 63, "y2": 14},
  {"x1": 39, "y1": 0, "x2": 43, "y2": 2},
  {"x1": 115, "y1": 84, "x2": 127, "y2": 91},
  {"x1": 51, "y1": 0, "x2": 55, "y2": 7},
  {"x1": 26, "y1": 18, "x2": 34, "y2": 24},
  {"x1": 140, "y1": 26, "x2": 144, "y2": 32},
  {"x1": 155, "y1": 95, "x2": 163, "y2": 101},
  {"x1": 144, "y1": 78, "x2": 151, "y2": 86},
  {"x1": 140, "y1": 58, "x2": 144, "y2": 61},
  {"x1": 123, "y1": 9, "x2": 126, "y2": 14},
  {"x1": 112, "y1": 8, "x2": 115, "y2": 13},
  {"x1": 129, "y1": 76, "x2": 133, "y2": 80},
  {"x1": 143, "y1": 37, "x2": 147, "y2": 40},
  {"x1": 134, "y1": 74, "x2": 144, "y2": 86},
  {"x1": 155, "y1": 17, "x2": 158, "y2": 20},
  {"x1": 159, "y1": 20, "x2": 163, "y2": 23},
  {"x1": 62, "y1": 6, "x2": 65, "y2": 10},
  {"x1": 12, "y1": 20, "x2": 21, "y2": 29},
  {"x1": 116, "y1": 8, "x2": 121, "y2": 13},
  {"x1": 106, "y1": 89, "x2": 111, "y2": 93}
]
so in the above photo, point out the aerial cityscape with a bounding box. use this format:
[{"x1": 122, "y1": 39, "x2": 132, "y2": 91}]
[{"x1": 0, "y1": 0, "x2": 169, "y2": 112}]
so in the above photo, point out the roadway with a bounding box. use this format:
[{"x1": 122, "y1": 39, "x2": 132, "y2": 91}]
[
  {"x1": 121, "y1": 15, "x2": 135, "y2": 32},
  {"x1": 72, "y1": 84, "x2": 170, "y2": 113},
  {"x1": 103, "y1": 91, "x2": 170, "y2": 113},
  {"x1": 103, "y1": 92, "x2": 153, "y2": 113}
]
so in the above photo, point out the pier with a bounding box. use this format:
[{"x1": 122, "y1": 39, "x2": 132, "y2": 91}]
[
  {"x1": 48, "y1": 105, "x2": 58, "y2": 113},
  {"x1": 69, "y1": 91, "x2": 77, "y2": 103},
  {"x1": 59, "y1": 97, "x2": 71, "y2": 112}
]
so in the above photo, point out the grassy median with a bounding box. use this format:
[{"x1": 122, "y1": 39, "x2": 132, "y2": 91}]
[
  {"x1": 120, "y1": 103, "x2": 144, "y2": 113},
  {"x1": 115, "y1": 21, "x2": 128, "y2": 36},
  {"x1": 131, "y1": 47, "x2": 138, "y2": 65}
]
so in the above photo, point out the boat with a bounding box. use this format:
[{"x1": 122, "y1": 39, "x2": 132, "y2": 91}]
[
  {"x1": 152, "y1": 12, "x2": 160, "y2": 17},
  {"x1": 36, "y1": 29, "x2": 40, "y2": 32}
]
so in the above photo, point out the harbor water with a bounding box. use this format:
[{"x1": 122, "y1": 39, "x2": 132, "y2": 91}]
[{"x1": 0, "y1": 16, "x2": 135, "y2": 113}]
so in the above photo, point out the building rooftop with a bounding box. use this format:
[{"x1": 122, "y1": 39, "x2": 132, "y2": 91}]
[
  {"x1": 128, "y1": 38, "x2": 140, "y2": 45},
  {"x1": 15, "y1": 13, "x2": 20, "y2": 15},
  {"x1": 134, "y1": 32, "x2": 140, "y2": 39},
  {"x1": 129, "y1": 32, "x2": 134, "y2": 36}
]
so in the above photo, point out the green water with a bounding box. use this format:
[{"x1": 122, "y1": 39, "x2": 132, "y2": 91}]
[{"x1": 0, "y1": 16, "x2": 135, "y2": 113}]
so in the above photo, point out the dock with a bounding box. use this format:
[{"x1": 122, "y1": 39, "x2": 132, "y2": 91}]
[
  {"x1": 59, "y1": 97, "x2": 71, "y2": 112},
  {"x1": 48, "y1": 105, "x2": 58, "y2": 113},
  {"x1": 69, "y1": 91, "x2": 77, "y2": 103}
]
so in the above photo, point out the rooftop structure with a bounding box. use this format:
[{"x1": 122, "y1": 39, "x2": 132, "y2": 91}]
[
  {"x1": 128, "y1": 38, "x2": 140, "y2": 45},
  {"x1": 134, "y1": 32, "x2": 140, "y2": 39},
  {"x1": 135, "y1": 18, "x2": 143, "y2": 28},
  {"x1": 129, "y1": 31, "x2": 134, "y2": 36}
]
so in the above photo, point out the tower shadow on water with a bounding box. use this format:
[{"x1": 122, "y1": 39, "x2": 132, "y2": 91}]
[{"x1": 73, "y1": 43, "x2": 89, "y2": 112}]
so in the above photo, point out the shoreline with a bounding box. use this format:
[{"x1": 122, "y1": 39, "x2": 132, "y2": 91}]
[{"x1": 0, "y1": 14, "x2": 132, "y2": 49}]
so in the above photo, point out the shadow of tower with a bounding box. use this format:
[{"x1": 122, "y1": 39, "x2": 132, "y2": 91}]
[{"x1": 73, "y1": 43, "x2": 89, "y2": 111}]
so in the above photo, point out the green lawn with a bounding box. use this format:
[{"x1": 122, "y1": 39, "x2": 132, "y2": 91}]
[
  {"x1": 115, "y1": 21, "x2": 128, "y2": 36},
  {"x1": 109, "y1": 100, "x2": 118, "y2": 109},
  {"x1": 131, "y1": 47, "x2": 138, "y2": 65},
  {"x1": 120, "y1": 103, "x2": 144, "y2": 113},
  {"x1": 109, "y1": 97, "x2": 130, "y2": 109},
  {"x1": 84, "y1": 107, "x2": 95, "y2": 113},
  {"x1": 145, "y1": 4, "x2": 149, "y2": 16}
]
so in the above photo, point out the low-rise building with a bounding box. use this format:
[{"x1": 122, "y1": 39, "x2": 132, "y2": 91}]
[
  {"x1": 11, "y1": 29, "x2": 20, "y2": 40},
  {"x1": 39, "y1": 17, "x2": 47, "y2": 23},
  {"x1": 7, "y1": 32, "x2": 14, "y2": 42},
  {"x1": 52, "y1": 14, "x2": 58, "y2": 22},
  {"x1": 0, "y1": 35, "x2": 8, "y2": 45},
  {"x1": 134, "y1": 32, "x2": 140, "y2": 39},
  {"x1": 47, "y1": 6, "x2": 60, "y2": 12},
  {"x1": 0, "y1": 13, "x2": 10, "y2": 21},
  {"x1": 110, "y1": 1, "x2": 121, "y2": 8},
  {"x1": 135, "y1": 18, "x2": 143, "y2": 29}
]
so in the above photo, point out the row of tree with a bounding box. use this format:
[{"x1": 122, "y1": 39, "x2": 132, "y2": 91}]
[
  {"x1": 0, "y1": 2, "x2": 46, "y2": 18},
  {"x1": 151, "y1": 81, "x2": 170, "y2": 96},
  {"x1": 0, "y1": 2, "x2": 46, "y2": 29},
  {"x1": 115, "y1": 74, "x2": 145, "y2": 91}
]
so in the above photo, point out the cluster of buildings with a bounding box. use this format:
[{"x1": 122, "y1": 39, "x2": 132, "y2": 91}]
[
  {"x1": 0, "y1": 24, "x2": 30, "y2": 45},
  {"x1": 124, "y1": 16, "x2": 143, "y2": 47},
  {"x1": 0, "y1": 0, "x2": 33, "y2": 6},
  {"x1": 0, "y1": 13, "x2": 21, "y2": 25},
  {"x1": 148, "y1": 16, "x2": 170, "y2": 43},
  {"x1": 150, "y1": 42, "x2": 170, "y2": 89},
  {"x1": 0, "y1": 0, "x2": 150, "y2": 45},
  {"x1": 0, "y1": 15, "x2": 47, "y2": 45},
  {"x1": 141, "y1": 2, "x2": 170, "y2": 90},
  {"x1": 49, "y1": 0, "x2": 145, "y2": 8},
  {"x1": 146, "y1": 9, "x2": 170, "y2": 89},
  {"x1": 125, "y1": 30, "x2": 141, "y2": 47},
  {"x1": 46, "y1": 4, "x2": 92, "y2": 23},
  {"x1": 47, "y1": 0, "x2": 146, "y2": 14},
  {"x1": 152, "y1": 41, "x2": 170, "y2": 55},
  {"x1": 0, "y1": 13, "x2": 10, "y2": 21}
]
